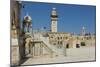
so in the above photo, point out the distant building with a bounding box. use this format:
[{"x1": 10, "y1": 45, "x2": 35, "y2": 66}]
[{"x1": 48, "y1": 32, "x2": 72, "y2": 48}]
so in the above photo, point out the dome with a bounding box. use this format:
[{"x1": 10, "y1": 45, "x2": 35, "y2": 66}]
[
  {"x1": 24, "y1": 13, "x2": 32, "y2": 23},
  {"x1": 51, "y1": 8, "x2": 57, "y2": 16}
]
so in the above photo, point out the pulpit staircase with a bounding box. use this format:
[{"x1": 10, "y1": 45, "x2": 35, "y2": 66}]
[{"x1": 33, "y1": 33, "x2": 66, "y2": 57}]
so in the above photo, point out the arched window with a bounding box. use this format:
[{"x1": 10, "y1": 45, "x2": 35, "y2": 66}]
[
  {"x1": 12, "y1": 10, "x2": 16, "y2": 30},
  {"x1": 60, "y1": 41, "x2": 62, "y2": 44},
  {"x1": 58, "y1": 37, "x2": 59, "y2": 40},
  {"x1": 81, "y1": 42, "x2": 86, "y2": 46}
]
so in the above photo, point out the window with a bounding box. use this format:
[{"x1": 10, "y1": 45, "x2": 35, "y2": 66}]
[
  {"x1": 81, "y1": 42, "x2": 86, "y2": 46},
  {"x1": 12, "y1": 10, "x2": 16, "y2": 30},
  {"x1": 60, "y1": 37, "x2": 62, "y2": 39},
  {"x1": 66, "y1": 37, "x2": 68, "y2": 39},
  {"x1": 53, "y1": 43, "x2": 56, "y2": 45},
  {"x1": 51, "y1": 36, "x2": 53, "y2": 38},
  {"x1": 60, "y1": 41, "x2": 62, "y2": 45},
  {"x1": 58, "y1": 41, "x2": 59, "y2": 44},
  {"x1": 58, "y1": 37, "x2": 59, "y2": 40}
]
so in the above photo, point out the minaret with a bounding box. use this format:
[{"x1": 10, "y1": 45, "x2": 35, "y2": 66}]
[
  {"x1": 81, "y1": 26, "x2": 86, "y2": 36},
  {"x1": 51, "y1": 8, "x2": 58, "y2": 32}
]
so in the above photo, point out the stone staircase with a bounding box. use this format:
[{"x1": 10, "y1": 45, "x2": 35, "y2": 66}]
[
  {"x1": 40, "y1": 36, "x2": 58, "y2": 56},
  {"x1": 25, "y1": 32, "x2": 67, "y2": 57},
  {"x1": 40, "y1": 36, "x2": 65, "y2": 56},
  {"x1": 33, "y1": 33, "x2": 66, "y2": 57}
]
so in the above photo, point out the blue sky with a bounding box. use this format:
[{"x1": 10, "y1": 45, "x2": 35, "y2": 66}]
[{"x1": 21, "y1": 1, "x2": 96, "y2": 34}]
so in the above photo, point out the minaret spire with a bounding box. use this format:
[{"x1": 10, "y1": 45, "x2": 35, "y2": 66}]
[{"x1": 81, "y1": 26, "x2": 86, "y2": 36}]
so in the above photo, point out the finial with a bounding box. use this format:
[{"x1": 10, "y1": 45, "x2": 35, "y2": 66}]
[
  {"x1": 52, "y1": 8, "x2": 56, "y2": 10},
  {"x1": 18, "y1": 1, "x2": 22, "y2": 4},
  {"x1": 26, "y1": 12, "x2": 29, "y2": 16},
  {"x1": 82, "y1": 26, "x2": 85, "y2": 30}
]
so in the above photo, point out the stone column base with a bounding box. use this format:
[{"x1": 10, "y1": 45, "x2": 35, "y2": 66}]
[{"x1": 11, "y1": 45, "x2": 20, "y2": 66}]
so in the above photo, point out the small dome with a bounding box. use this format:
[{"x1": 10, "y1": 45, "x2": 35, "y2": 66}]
[
  {"x1": 82, "y1": 26, "x2": 85, "y2": 30},
  {"x1": 24, "y1": 16, "x2": 32, "y2": 22},
  {"x1": 51, "y1": 8, "x2": 57, "y2": 16},
  {"x1": 24, "y1": 13, "x2": 32, "y2": 22}
]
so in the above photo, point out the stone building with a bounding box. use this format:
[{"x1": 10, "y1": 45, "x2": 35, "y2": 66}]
[{"x1": 48, "y1": 32, "x2": 72, "y2": 48}]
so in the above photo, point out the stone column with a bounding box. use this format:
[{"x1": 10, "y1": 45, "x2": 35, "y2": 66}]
[
  {"x1": 37, "y1": 43, "x2": 40, "y2": 56},
  {"x1": 34, "y1": 43, "x2": 36, "y2": 56},
  {"x1": 40, "y1": 43, "x2": 43, "y2": 56},
  {"x1": 63, "y1": 41, "x2": 67, "y2": 56},
  {"x1": 11, "y1": 38, "x2": 21, "y2": 65},
  {"x1": 34, "y1": 43, "x2": 39, "y2": 56},
  {"x1": 11, "y1": 45, "x2": 20, "y2": 65},
  {"x1": 32, "y1": 43, "x2": 35, "y2": 57},
  {"x1": 25, "y1": 41, "x2": 29, "y2": 55},
  {"x1": 73, "y1": 39, "x2": 77, "y2": 48},
  {"x1": 37, "y1": 43, "x2": 42, "y2": 56},
  {"x1": 30, "y1": 42, "x2": 33, "y2": 57}
]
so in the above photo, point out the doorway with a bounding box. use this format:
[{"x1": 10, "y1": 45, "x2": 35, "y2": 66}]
[
  {"x1": 76, "y1": 44, "x2": 80, "y2": 48},
  {"x1": 66, "y1": 44, "x2": 69, "y2": 48}
]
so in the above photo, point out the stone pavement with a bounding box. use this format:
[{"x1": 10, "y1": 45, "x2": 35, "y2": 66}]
[{"x1": 21, "y1": 46, "x2": 95, "y2": 65}]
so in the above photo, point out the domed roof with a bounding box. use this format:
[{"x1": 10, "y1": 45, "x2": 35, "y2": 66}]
[
  {"x1": 24, "y1": 13, "x2": 32, "y2": 22},
  {"x1": 52, "y1": 8, "x2": 56, "y2": 10},
  {"x1": 51, "y1": 7, "x2": 57, "y2": 16}
]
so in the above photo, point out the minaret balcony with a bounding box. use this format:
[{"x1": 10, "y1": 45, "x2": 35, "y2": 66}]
[{"x1": 51, "y1": 15, "x2": 58, "y2": 18}]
